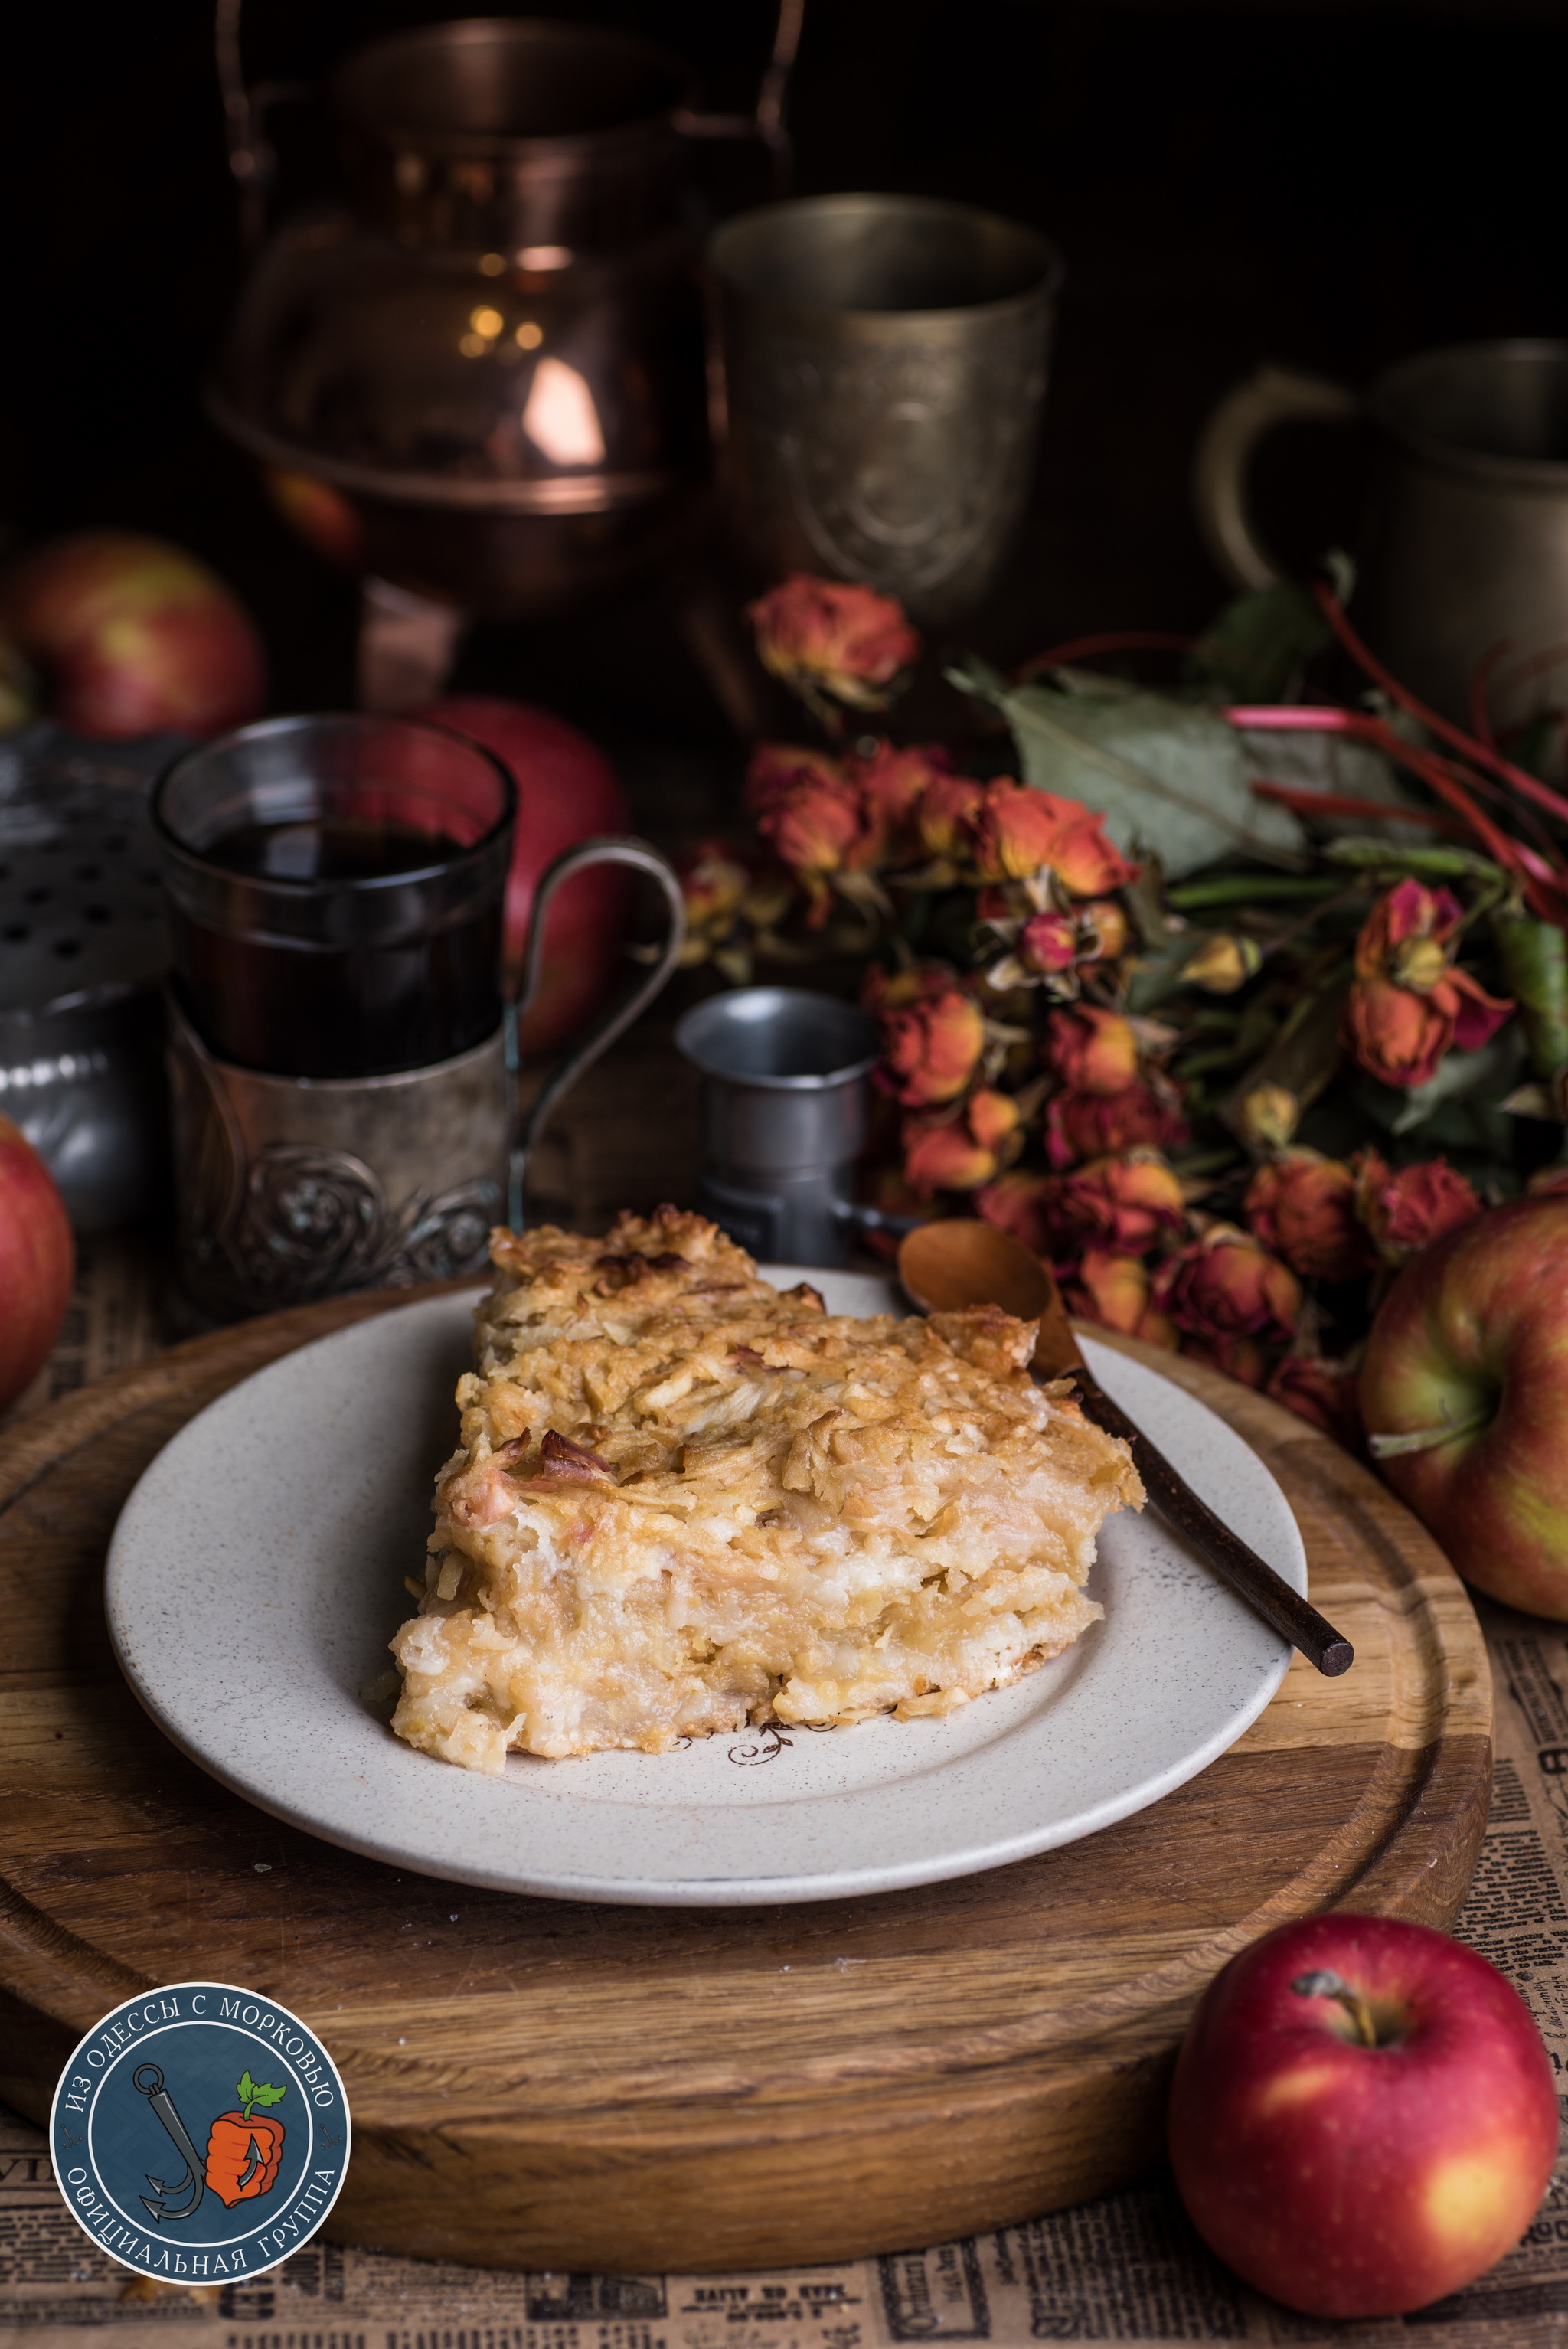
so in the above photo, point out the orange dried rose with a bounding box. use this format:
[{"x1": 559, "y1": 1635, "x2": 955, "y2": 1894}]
[
  {"x1": 747, "y1": 576, "x2": 920, "y2": 713},
  {"x1": 901, "y1": 1088, "x2": 1021, "y2": 1197},
  {"x1": 1343, "y1": 878, "x2": 1513, "y2": 1090},
  {"x1": 916, "y1": 772, "x2": 986, "y2": 863},
  {"x1": 1352, "y1": 1148, "x2": 1482, "y2": 1267},
  {"x1": 970, "y1": 781, "x2": 1135, "y2": 895},
  {"x1": 1042, "y1": 1005, "x2": 1141, "y2": 1097},
  {"x1": 1266, "y1": 1355, "x2": 1364, "y2": 1450},
  {"x1": 848, "y1": 740, "x2": 948, "y2": 857},
  {"x1": 753, "y1": 774, "x2": 871, "y2": 926},
  {"x1": 1152, "y1": 1225, "x2": 1302, "y2": 1348},
  {"x1": 1243, "y1": 1149, "x2": 1372, "y2": 1282},
  {"x1": 1054, "y1": 1151, "x2": 1187, "y2": 1254},
  {"x1": 1063, "y1": 1247, "x2": 1179, "y2": 1349},
  {"x1": 743, "y1": 740, "x2": 844, "y2": 813},
  {"x1": 1044, "y1": 1080, "x2": 1189, "y2": 1169},
  {"x1": 975, "y1": 1170, "x2": 1060, "y2": 1259},
  {"x1": 878, "y1": 985, "x2": 985, "y2": 1107}
]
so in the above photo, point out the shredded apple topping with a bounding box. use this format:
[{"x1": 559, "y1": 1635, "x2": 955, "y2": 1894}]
[{"x1": 390, "y1": 1207, "x2": 1142, "y2": 1772}]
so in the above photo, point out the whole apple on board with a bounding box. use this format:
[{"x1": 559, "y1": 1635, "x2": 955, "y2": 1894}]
[
  {"x1": 415, "y1": 697, "x2": 631, "y2": 1057},
  {"x1": 1361, "y1": 1194, "x2": 1568, "y2": 1616},
  {"x1": 0, "y1": 1117, "x2": 74, "y2": 1416},
  {"x1": 0, "y1": 532, "x2": 265, "y2": 739},
  {"x1": 1168, "y1": 1914, "x2": 1557, "y2": 2318}
]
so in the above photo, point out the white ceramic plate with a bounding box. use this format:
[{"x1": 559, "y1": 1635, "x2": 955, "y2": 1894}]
[{"x1": 106, "y1": 1269, "x2": 1306, "y2": 1906}]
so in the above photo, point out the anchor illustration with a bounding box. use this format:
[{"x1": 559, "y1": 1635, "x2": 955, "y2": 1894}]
[{"x1": 132, "y1": 2063, "x2": 207, "y2": 2223}]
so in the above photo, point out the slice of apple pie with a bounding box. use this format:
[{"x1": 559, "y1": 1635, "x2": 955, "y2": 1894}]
[{"x1": 390, "y1": 1208, "x2": 1142, "y2": 1770}]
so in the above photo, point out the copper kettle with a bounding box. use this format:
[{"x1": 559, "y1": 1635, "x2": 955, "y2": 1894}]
[{"x1": 210, "y1": 8, "x2": 800, "y2": 622}]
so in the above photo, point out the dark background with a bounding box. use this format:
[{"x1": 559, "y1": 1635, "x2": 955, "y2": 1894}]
[{"x1": 5, "y1": 0, "x2": 1567, "y2": 773}]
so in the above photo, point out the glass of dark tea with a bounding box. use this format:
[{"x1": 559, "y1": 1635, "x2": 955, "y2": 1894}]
[
  {"x1": 155, "y1": 712, "x2": 513, "y2": 1077},
  {"x1": 152, "y1": 713, "x2": 684, "y2": 1321}
]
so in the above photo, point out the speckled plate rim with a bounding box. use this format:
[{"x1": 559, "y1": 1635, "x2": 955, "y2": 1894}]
[{"x1": 104, "y1": 1268, "x2": 1308, "y2": 1906}]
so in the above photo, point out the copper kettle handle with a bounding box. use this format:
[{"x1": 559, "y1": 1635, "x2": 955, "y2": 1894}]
[
  {"x1": 506, "y1": 838, "x2": 688, "y2": 1230},
  {"x1": 218, "y1": 0, "x2": 807, "y2": 236}
]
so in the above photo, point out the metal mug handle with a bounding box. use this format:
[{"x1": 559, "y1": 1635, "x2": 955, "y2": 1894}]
[
  {"x1": 506, "y1": 838, "x2": 687, "y2": 1229},
  {"x1": 1191, "y1": 364, "x2": 1360, "y2": 593}
]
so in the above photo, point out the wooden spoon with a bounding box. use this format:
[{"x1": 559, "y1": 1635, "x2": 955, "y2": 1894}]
[{"x1": 898, "y1": 1220, "x2": 1353, "y2": 1678}]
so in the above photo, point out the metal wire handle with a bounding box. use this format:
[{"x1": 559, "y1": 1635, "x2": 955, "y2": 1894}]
[
  {"x1": 215, "y1": 0, "x2": 806, "y2": 248},
  {"x1": 505, "y1": 837, "x2": 687, "y2": 1230}
]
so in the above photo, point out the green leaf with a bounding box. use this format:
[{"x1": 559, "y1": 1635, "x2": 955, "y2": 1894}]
[
  {"x1": 236, "y1": 2072, "x2": 256, "y2": 2107},
  {"x1": 1188, "y1": 581, "x2": 1331, "y2": 704},
  {"x1": 247, "y1": 2080, "x2": 286, "y2": 2109},
  {"x1": 949, "y1": 665, "x2": 1308, "y2": 877}
]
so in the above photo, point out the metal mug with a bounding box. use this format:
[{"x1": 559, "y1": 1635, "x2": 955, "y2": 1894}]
[
  {"x1": 708, "y1": 194, "x2": 1063, "y2": 625},
  {"x1": 1194, "y1": 340, "x2": 1568, "y2": 728},
  {"x1": 675, "y1": 985, "x2": 912, "y2": 1268},
  {"x1": 155, "y1": 712, "x2": 684, "y2": 1319}
]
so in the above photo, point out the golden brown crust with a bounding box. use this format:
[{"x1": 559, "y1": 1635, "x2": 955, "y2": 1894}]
[{"x1": 390, "y1": 1210, "x2": 1142, "y2": 1770}]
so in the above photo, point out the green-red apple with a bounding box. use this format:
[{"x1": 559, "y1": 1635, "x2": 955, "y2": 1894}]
[
  {"x1": 1168, "y1": 1913, "x2": 1557, "y2": 2318},
  {"x1": 0, "y1": 532, "x2": 264, "y2": 739},
  {"x1": 0, "y1": 1116, "x2": 74, "y2": 1414},
  {"x1": 1361, "y1": 1194, "x2": 1568, "y2": 1615}
]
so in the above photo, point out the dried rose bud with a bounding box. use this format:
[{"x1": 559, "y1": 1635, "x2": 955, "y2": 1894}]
[
  {"x1": 1181, "y1": 933, "x2": 1263, "y2": 995},
  {"x1": 1017, "y1": 910, "x2": 1083, "y2": 975},
  {"x1": 1043, "y1": 1005, "x2": 1142, "y2": 1096},
  {"x1": 975, "y1": 1170, "x2": 1060, "y2": 1259},
  {"x1": 746, "y1": 575, "x2": 920, "y2": 712},
  {"x1": 1266, "y1": 1354, "x2": 1364, "y2": 1450},
  {"x1": 1244, "y1": 1148, "x2": 1372, "y2": 1282},
  {"x1": 1354, "y1": 877, "x2": 1463, "y2": 980},
  {"x1": 879, "y1": 985, "x2": 986, "y2": 1107},
  {"x1": 1055, "y1": 1150, "x2": 1187, "y2": 1254},
  {"x1": 1236, "y1": 1083, "x2": 1300, "y2": 1153},
  {"x1": 967, "y1": 1087, "x2": 1023, "y2": 1153},
  {"x1": 1080, "y1": 899, "x2": 1131, "y2": 961},
  {"x1": 678, "y1": 839, "x2": 750, "y2": 929},
  {"x1": 1064, "y1": 1247, "x2": 1179, "y2": 1349},
  {"x1": 1352, "y1": 1148, "x2": 1482, "y2": 1266},
  {"x1": 1045, "y1": 1079, "x2": 1189, "y2": 1169},
  {"x1": 1152, "y1": 1224, "x2": 1302, "y2": 1346}
]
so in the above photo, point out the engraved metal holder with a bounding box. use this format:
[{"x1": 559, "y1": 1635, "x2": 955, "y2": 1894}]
[
  {"x1": 155, "y1": 715, "x2": 685, "y2": 1321},
  {"x1": 708, "y1": 194, "x2": 1063, "y2": 625},
  {"x1": 166, "y1": 994, "x2": 508, "y2": 1315},
  {"x1": 675, "y1": 986, "x2": 911, "y2": 1267}
]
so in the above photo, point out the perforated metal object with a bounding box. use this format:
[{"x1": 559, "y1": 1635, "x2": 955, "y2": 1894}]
[{"x1": 0, "y1": 727, "x2": 180, "y2": 1229}]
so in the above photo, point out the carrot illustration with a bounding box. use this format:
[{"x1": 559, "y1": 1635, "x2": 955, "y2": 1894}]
[{"x1": 203, "y1": 2071, "x2": 286, "y2": 2207}]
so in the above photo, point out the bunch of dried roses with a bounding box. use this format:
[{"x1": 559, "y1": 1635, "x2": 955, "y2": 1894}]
[{"x1": 676, "y1": 573, "x2": 1568, "y2": 1450}]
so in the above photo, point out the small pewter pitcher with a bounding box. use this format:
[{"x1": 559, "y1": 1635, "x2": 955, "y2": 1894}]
[
  {"x1": 1195, "y1": 340, "x2": 1568, "y2": 729},
  {"x1": 675, "y1": 987, "x2": 913, "y2": 1267}
]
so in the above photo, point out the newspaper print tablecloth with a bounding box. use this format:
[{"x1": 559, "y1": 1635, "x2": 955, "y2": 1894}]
[{"x1": 8, "y1": 1258, "x2": 1568, "y2": 2344}]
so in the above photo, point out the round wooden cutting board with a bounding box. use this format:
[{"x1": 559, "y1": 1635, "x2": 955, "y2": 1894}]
[{"x1": 0, "y1": 1289, "x2": 1491, "y2": 2275}]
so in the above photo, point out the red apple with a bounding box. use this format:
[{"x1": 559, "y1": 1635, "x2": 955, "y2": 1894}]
[
  {"x1": 1360, "y1": 1194, "x2": 1568, "y2": 1616},
  {"x1": 414, "y1": 696, "x2": 631, "y2": 1056},
  {"x1": 0, "y1": 531, "x2": 265, "y2": 739},
  {"x1": 0, "y1": 1116, "x2": 74, "y2": 1416},
  {"x1": 1168, "y1": 1913, "x2": 1557, "y2": 2318}
]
